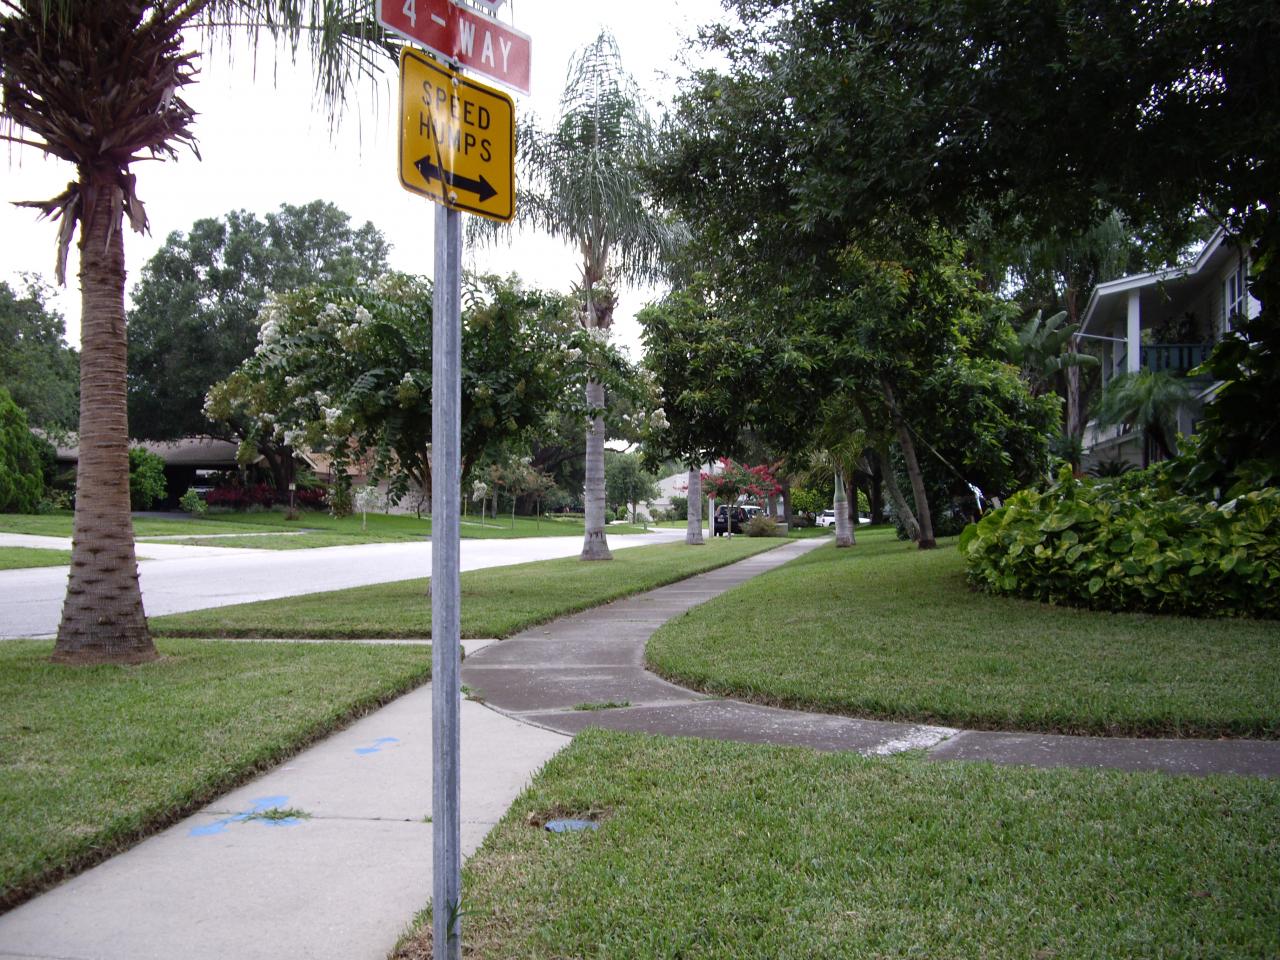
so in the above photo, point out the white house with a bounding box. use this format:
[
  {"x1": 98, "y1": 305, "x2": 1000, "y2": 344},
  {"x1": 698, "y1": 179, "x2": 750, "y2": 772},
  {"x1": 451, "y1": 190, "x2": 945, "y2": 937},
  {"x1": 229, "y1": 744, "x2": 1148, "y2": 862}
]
[{"x1": 1076, "y1": 227, "x2": 1260, "y2": 467}]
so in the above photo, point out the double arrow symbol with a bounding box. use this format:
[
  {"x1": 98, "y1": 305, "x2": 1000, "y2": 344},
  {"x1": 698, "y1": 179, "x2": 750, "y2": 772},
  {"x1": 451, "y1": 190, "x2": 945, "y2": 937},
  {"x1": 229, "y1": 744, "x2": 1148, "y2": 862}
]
[{"x1": 413, "y1": 157, "x2": 498, "y2": 203}]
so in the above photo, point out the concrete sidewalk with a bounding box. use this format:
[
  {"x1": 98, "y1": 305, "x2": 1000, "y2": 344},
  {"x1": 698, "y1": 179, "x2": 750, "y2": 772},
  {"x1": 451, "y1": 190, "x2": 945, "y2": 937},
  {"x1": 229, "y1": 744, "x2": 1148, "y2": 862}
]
[
  {"x1": 0, "y1": 642, "x2": 568, "y2": 960},
  {"x1": 463, "y1": 538, "x2": 1280, "y2": 778}
]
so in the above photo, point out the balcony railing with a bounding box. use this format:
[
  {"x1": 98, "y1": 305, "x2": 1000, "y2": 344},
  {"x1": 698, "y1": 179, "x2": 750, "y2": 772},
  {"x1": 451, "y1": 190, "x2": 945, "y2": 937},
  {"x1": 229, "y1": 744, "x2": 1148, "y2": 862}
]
[
  {"x1": 1139, "y1": 342, "x2": 1214, "y2": 375},
  {"x1": 1113, "y1": 343, "x2": 1214, "y2": 378}
]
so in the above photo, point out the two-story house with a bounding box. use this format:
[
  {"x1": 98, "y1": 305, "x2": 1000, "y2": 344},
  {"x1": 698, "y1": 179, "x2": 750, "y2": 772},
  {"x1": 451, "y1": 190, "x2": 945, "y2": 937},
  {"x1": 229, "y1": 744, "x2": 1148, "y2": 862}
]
[{"x1": 1076, "y1": 227, "x2": 1260, "y2": 468}]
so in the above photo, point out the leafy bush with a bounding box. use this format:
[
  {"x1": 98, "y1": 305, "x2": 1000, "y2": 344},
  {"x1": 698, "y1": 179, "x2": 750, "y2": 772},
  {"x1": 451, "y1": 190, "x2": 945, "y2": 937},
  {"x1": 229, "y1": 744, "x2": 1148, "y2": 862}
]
[
  {"x1": 960, "y1": 469, "x2": 1280, "y2": 619},
  {"x1": 128, "y1": 448, "x2": 168, "y2": 510},
  {"x1": 669, "y1": 495, "x2": 688, "y2": 521},
  {"x1": 178, "y1": 487, "x2": 207, "y2": 515},
  {"x1": 295, "y1": 486, "x2": 327, "y2": 509},
  {"x1": 745, "y1": 514, "x2": 780, "y2": 537},
  {"x1": 329, "y1": 476, "x2": 353, "y2": 518},
  {"x1": 0, "y1": 388, "x2": 44, "y2": 513},
  {"x1": 205, "y1": 482, "x2": 275, "y2": 510}
]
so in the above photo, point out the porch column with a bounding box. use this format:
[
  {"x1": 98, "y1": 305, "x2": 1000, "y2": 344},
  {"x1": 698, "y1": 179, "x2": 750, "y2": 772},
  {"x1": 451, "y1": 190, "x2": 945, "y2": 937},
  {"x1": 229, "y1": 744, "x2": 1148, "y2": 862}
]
[{"x1": 1126, "y1": 289, "x2": 1141, "y2": 374}]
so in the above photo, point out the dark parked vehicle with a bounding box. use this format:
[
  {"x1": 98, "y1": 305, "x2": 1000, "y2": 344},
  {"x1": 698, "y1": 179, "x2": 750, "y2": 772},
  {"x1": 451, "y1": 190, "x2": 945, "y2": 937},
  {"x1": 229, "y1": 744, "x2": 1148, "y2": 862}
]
[{"x1": 713, "y1": 505, "x2": 748, "y2": 536}]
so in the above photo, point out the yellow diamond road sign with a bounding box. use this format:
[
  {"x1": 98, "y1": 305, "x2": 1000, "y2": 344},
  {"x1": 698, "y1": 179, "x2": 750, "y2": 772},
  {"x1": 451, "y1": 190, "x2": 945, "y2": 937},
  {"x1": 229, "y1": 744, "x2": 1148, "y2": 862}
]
[{"x1": 399, "y1": 47, "x2": 515, "y2": 222}]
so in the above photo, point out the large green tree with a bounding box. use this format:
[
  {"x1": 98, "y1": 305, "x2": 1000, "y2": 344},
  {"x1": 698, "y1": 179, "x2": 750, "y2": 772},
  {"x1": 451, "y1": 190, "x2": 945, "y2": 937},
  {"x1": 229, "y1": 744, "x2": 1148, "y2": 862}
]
[
  {"x1": 639, "y1": 281, "x2": 769, "y2": 544},
  {"x1": 660, "y1": 0, "x2": 1278, "y2": 504},
  {"x1": 1, "y1": 2, "x2": 392, "y2": 664},
  {"x1": 670, "y1": 0, "x2": 1276, "y2": 249},
  {"x1": 483, "y1": 31, "x2": 682, "y2": 560},
  {"x1": 0, "y1": 277, "x2": 78, "y2": 431},
  {"x1": 207, "y1": 273, "x2": 596, "y2": 503},
  {"x1": 605, "y1": 451, "x2": 658, "y2": 524},
  {"x1": 128, "y1": 201, "x2": 389, "y2": 440}
]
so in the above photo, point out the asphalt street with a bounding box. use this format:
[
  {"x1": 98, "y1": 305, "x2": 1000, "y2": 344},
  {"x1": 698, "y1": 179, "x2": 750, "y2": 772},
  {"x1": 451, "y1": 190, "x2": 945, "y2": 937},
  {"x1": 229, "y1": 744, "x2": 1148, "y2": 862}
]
[{"x1": 0, "y1": 527, "x2": 683, "y2": 639}]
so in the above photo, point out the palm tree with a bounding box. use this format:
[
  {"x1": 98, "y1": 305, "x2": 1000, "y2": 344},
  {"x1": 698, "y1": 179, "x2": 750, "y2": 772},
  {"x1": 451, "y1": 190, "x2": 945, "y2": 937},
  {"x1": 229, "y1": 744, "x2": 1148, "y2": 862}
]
[
  {"x1": 1096, "y1": 370, "x2": 1197, "y2": 467},
  {"x1": 1, "y1": 2, "x2": 387, "y2": 663},
  {"x1": 486, "y1": 32, "x2": 681, "y2": 560}
]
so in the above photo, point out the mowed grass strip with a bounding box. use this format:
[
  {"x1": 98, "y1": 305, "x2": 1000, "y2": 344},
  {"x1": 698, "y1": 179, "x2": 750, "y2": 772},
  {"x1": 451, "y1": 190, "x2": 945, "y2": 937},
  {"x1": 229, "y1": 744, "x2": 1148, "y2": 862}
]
[
  {"x1": 395, "y1": 730, "x2": 1280, "y2": 960},
  {"x1": 0, "y1": 511, "x2": 295, "y2": 538},
  {"x1": 0, "y1": 638, "x2": 430, "y2": 911},
  {"x1": 646, "y1": 527, "x2": 1280, "y2": 738},
  {"x1": 152, "y1": 538, "x2": 783, "y2": 639},
  {"x1": 0, "y1": 546, "x2": 72, "y2": 569}
]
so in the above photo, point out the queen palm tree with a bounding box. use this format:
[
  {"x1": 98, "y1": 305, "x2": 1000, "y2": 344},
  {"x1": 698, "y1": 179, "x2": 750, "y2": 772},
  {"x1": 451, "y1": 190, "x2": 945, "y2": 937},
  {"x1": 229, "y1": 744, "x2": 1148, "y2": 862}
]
[
  {"x1": 483, "y1": 31, "x2": 682, "y2": 560},
  {"x1": 1097, "y1": 370, "x2": 1197, "y2": 467},
  {"x1": 1, "y1": 2, "x2": 388, "y2": 663}
]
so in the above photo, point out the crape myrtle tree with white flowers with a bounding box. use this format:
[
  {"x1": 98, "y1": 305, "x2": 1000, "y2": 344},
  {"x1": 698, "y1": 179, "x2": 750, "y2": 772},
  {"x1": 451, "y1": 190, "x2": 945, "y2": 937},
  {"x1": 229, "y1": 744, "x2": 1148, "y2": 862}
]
[{"x1": 206, "y1": 273, "x2": 635, "y2": 508}]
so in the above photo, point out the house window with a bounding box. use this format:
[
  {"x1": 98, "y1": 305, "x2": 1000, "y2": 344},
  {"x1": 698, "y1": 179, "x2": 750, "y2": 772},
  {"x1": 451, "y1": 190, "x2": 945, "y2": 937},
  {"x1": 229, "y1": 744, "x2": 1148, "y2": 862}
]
[{"x1": 1224, "y1": 258, "x2": 1249, "y2": 331}]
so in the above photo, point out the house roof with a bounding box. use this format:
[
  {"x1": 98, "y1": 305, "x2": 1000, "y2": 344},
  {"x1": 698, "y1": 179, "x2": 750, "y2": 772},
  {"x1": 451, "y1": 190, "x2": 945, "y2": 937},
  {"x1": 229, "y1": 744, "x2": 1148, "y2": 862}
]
[
  {"x1": 1078, "y1": 227, "x2": 1239, "y2": 337},
  {"x1": 53, "y1": 435, "x2": 246, "y2": 468}
]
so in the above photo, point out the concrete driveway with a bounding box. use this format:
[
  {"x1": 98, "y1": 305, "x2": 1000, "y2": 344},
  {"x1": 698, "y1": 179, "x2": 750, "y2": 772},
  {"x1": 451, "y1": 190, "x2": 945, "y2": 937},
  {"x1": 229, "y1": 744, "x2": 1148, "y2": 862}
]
[{"x1": 0, "y1": 527, "x2": 683, "y2": 639}]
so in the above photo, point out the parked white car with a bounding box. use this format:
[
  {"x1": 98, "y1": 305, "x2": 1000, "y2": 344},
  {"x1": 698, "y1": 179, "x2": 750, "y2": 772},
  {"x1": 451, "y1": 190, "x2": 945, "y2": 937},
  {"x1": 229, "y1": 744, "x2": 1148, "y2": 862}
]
[{"x1": 816, "y1": 509, "x2": 837, "y2": 528}]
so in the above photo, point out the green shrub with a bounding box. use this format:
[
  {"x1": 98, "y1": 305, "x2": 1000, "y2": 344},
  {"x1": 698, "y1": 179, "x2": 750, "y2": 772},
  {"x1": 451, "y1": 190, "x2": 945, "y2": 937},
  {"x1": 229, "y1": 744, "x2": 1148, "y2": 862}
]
[
  {"x1": 669, "y1": 495, "x2": 688, "y2": 520},
  {"x1": 959, "y1": 468, "x2": 1280, "y2": 619},
  {"x1": 745, "y1": 514, "x2": 780, "y2": 537},
  {"x1": 178, "y1": 487, "x2": 207, "y2": 515},
  {"x1": 128, "y1": 447, "x2": 168, "y2": 510},
  {"x1": 0, "y1": 388, "x2": 44, "y2": 513}
]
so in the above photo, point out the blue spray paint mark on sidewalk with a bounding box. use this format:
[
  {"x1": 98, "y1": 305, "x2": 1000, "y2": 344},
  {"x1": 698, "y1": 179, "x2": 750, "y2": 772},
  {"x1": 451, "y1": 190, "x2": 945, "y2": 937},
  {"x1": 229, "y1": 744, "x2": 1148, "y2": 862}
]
[
  {"x1": 189, "y1": 795, "x2": 296, "y2": 837},
  {"x1": 354, "y1": 736, "x2": 400, "y2": 756}
]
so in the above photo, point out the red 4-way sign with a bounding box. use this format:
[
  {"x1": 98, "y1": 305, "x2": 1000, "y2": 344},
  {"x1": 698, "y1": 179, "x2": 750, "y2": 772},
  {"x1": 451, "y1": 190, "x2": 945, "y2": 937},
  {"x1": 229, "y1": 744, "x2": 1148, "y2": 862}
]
[{"x1": 379, "y1": 0, "x2": 532, "y2": 95}]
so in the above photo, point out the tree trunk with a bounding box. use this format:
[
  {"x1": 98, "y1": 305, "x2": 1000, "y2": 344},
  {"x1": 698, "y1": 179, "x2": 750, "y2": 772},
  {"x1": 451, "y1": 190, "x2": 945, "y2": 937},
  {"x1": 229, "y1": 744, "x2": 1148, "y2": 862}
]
[
  {"x1": 580, "y1": 377, "x2": 611, "y2": 560},
  {"x1": 53, "y1": 173, "x2": 156, "y2": 664},
  {"x1": 685, "y1": 467, "x2": 704, "y2": 545},
  {"x1": 866, "y1": 453, "x2": 885, "y2": 524},
  {"x1": 1065, "y1": 362, "x2": 1082, "y2": 442},
  {"x1": 708, "y1": 495, "x2": 716, "y2": 537},
  {"x1": 879, "y1": 443, "x2": 921, "y2": 542},
  {"x1": 781, "y1": 479, "x2": 793, "y2": 528},
  {"x1": 881, "y1": 379, "x2": 936, "y2": 549},
  {"x1": 833, "y1": 468, "x2": 854, "y2": 547}
]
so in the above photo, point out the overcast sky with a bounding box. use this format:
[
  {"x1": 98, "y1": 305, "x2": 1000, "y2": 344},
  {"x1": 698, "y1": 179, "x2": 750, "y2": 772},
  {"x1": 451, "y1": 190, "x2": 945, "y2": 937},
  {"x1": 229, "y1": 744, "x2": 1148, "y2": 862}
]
[{"x1": 0, "y1": 0, "x2": 730, "y2": 359}]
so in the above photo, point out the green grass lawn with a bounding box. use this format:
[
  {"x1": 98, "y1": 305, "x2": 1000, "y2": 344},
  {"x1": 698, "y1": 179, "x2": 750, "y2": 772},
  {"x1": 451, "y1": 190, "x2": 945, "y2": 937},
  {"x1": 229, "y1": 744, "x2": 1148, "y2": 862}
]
[
  {"x1": 0, "y1": 638, "x2": 430, "y2": 911},
  {"x1": 0, "y1": 511, "x2": 290, "y2": 538},
  {"x1": 0, "y1": 546, "x2": 72, "y2": 569},
  {"x1": 646, "y1": 527, "x2": 1280, "y2": 738},
  {"x1": 395, "y1": 730, "x2": 1280, "y2": 960},
  {"x1": 152, "y1": 538, "x2": 783, "y2": 639},
  {"x1": 0, "y1": 510, "x2": 652, "y2": 545}
]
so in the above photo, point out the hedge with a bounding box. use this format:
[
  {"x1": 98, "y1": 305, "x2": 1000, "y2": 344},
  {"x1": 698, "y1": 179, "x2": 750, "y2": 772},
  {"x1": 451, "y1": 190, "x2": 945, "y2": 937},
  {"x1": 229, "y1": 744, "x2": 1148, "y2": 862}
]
[{"x1": 959, "y1": 469, "x2": 1280, "y2": 619}]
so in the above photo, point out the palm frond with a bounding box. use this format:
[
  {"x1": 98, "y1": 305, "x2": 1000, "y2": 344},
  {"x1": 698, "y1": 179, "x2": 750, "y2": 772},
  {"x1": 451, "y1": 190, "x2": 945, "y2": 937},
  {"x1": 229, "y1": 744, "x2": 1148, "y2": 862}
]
[{"x1": 472, "y1": 30, "x2": 682, "y2": 292}]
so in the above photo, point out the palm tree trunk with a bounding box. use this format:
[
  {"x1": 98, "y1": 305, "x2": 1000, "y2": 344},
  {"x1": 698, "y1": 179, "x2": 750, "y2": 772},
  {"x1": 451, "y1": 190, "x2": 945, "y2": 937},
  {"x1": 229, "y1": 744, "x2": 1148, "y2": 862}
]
[
  {"x1": 685, "y1": 466, "x2": 704, "y2": 545},
  {"x1": 53, "y1": 173, "x2": 155, "y2": 664},
  {"x1": 580, "y1": 376, "x2": 611, "y2": 560},
  {"x1": 879, "y1": 444, "x2": 921, "y2": 542},
  {"x1": 781, "y1": 479, "x2": 793, "y2": 529},
  {"x1": 881, "y1": 378, "x2": 936, "y2": 549},
  {"x1": 833, "y1": 468, "x2": 854, "y2": 548}
]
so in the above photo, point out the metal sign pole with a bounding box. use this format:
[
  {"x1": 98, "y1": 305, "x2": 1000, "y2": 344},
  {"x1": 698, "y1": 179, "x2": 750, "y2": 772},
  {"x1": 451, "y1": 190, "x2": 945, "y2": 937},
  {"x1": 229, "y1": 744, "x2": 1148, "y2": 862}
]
[{"x1": 431, "y1": 202, "x2": 463, "y2": 960}]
